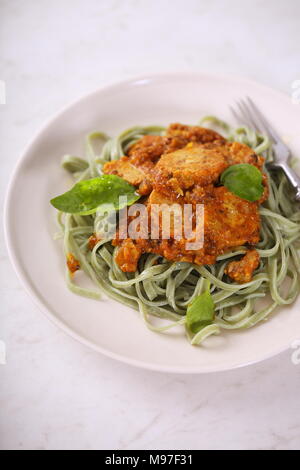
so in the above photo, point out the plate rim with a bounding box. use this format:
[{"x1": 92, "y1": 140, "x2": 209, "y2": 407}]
[{"x1": 4, "y1": 72, "x2": 295, "y2": 373}]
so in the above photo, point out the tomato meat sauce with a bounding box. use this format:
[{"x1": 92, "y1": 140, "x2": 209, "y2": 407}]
[{"x1": 103, "y1": 123, "x2": 268, "y2": 283}]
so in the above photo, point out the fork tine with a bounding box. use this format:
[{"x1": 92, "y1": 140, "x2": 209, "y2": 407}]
[
  {"x1": 238, "y1": 98, "x2": 271, "y2": 139},
  {"x1": 237, "y1": 99, "x2": 260, "y2": 132},
  {"x1": 246, "y1": 97, "x2": 280, "y2": 143},
  {"x1": 229, "y1": 105, "x2": 244, "y2": 124},
  {"x1": 232, "y1": 101, "x2": 250, "y2": 126},
  {"x1": 236, "y1": 101, "x2": 247, "y2": 123}
]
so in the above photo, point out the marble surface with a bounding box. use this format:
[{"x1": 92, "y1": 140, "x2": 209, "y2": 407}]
[{"x1": 1, "y1": 0, "x2": 300, "y2": 450}]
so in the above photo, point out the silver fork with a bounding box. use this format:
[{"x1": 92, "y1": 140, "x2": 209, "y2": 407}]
[{"x1": 231, "y1": 97, "x2": 300, "y2": 202}]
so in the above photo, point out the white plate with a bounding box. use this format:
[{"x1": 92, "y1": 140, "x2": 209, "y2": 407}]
[{"x1": 4, "y1": 73, "x2": 300, "y2": 373}]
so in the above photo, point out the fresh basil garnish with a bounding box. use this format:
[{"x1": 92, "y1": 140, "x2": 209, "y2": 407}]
[
  {"x1": 50, "y1": 175, "x2": 140, "y2": 215},
  {"x1": 220, "y1": 163, "x2": 264, "y2": 202},
  {"x1": 186, "y1": 288, "x2": 215, "y2": 334}
]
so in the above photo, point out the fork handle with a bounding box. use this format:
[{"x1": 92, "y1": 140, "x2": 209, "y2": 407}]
[{"x1": 268, "y1": 162, "x2": 300, "y2": 202}]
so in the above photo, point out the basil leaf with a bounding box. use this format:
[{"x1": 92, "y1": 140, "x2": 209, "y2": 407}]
[
  {"x1": 220, "y1": 163, "x2": 264, "y2": 202},
  {"x1": 50, "y1": 175, "x2": 140, "y2": 215},
  {"x1": 186, "y1": 289, "x2": 215, "y2": 334}
]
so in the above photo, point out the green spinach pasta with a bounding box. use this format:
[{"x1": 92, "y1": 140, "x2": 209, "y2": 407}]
[{"x1": 52, "y1": 117, "x2": 300, "y2": 345}]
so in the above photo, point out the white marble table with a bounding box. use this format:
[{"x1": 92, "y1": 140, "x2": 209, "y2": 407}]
[{"x1": 1, "y1": 0, "x2": 300, "y2": 450}]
